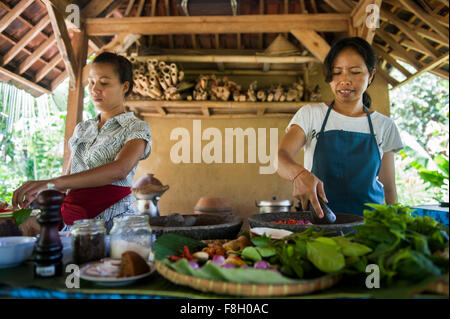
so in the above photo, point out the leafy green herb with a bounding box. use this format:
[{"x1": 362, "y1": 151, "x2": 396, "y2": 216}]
[
  {"x1": 350, "y1": 203, "x2": 449, "y2": 285},
  {"x1": 12, "y1": 208, "x2": 32, "y2": 226}
]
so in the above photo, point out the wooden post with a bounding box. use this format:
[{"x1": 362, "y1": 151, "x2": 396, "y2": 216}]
[{"x1": 62, "y1": 28, "x2": 88, "y2": 174}]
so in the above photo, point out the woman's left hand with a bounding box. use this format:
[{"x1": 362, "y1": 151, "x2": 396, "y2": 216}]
[{"x1": 12, "y1": 180, "x2": 53, "y2": 209}]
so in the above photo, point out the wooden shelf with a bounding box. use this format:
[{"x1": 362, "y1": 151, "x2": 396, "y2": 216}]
[{"x1": 125, "y1": 99, "x2": 316, "y2": 119}]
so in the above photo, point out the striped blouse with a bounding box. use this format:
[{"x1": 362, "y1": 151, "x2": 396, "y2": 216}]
[{"x1": 64, "y1": 112, "x2": 151, "y2": 231}]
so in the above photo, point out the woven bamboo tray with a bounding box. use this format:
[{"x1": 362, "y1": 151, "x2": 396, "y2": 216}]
[{"x1": 155, "y1": 261, "x2": 342, "y2": 297}]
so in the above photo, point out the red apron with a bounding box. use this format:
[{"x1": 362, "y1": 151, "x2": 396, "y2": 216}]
[{"x1": 61, "y1": 185, "x2": 131, "y2": 225}]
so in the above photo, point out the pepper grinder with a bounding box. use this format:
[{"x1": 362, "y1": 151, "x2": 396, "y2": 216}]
[{"x1": 33, "y1": 183, "x2": 65, "y2": 278}]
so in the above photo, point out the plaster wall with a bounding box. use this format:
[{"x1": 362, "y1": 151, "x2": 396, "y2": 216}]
[{"x1": 134, "y1": 63, "x2": 391, "y2": 226}]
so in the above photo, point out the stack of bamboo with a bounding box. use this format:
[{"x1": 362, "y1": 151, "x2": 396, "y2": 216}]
[
  {"x1": 130, "y1": 57, "x2": 187, "y2": 100},
  {"x1": 190, "y1": 75, "x2": 305, "y2": 102}
]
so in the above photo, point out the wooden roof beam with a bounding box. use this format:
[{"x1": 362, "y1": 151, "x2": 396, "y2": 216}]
[
  {"x1": 290, "y1": 30, "x2": 330, "y2": 61},
  {"x1": 323, "y1": 0, "x2": 353, "y2": 12},
  {"x1": 86, "y1": 14, "x2": 350, "y2": 36},
  {"x1": 81, "y1": 0, "x2": 117, "y2": 18},
  {"x1": 380, "y1": 8, "x2": 441, "y2": 58},
  {"x1": 43, "y1": 0, "x2": 78, "y2": 89},
  {"x1": 376, "y1": 29, "x2": 422, "y2": 70},
  {"x1": 0, "y1": 0, "x2": 35, "y2": 33},
  {"x1": 18, "y1": 35, "x2": 57, "y2": 74},
  {"x1": 350, "y1": 0, "x2": 382, "y2": 44},
  {"x1": 35, "y1": 54, "x2": 62, "y2": 83},
  {"x1": 393, "y1": 53, "x2": 449, "y2": 89},
  {"x1": 2, "y1": 16, "x2": 51, "y2": 66},
  {"x1": 373, "y1": 44, "x2": 413, "y2": 78},
  {"x1": 0, "y1": 66, "x2": 51, "y2": 95},
  {"x1": 134, "y1": 55, "x2": 319, "y2": 64},
  {"x1": 398, "y1": 0, "x2": 449, "y2": 39}
]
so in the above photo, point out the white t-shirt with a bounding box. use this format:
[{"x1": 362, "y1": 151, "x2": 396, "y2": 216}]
[{"x1": 286, "y1": 103, "x2": 404, "y2": 171}]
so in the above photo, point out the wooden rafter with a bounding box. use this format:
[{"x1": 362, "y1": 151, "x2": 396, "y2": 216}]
[
  {"x1": 380, "y1": 7, "x2": 440, "y2": 58},
  {"x1": 393, "y1": 53, "x2": 449, "y2": 89},
  {"x1": 373, "y1": 44, "x2": 413, "y2": 78},
  {"x1": 0, "y1": 0, "x2": 35, "y2": 33},
  {"x1": 290, "y1": 30, "x2": 330, "y2": 61},
  {"x1": 350, "y1": 0, "x2": 382, "y2": 44},
  {"x1": 134, "y1": 55, "x2": 319, "y2": 64},
  {"x1": 35, "y1": 54, "x2": 62, "y2": 83},
  {"x1": 376, "y1": 29, "x2": 423, "y2": 70},
  {"x1": 323, "y1": 0, "x2": 353, "y2": 12},
  {"x1": 43, "y1": 0, "x2": 78, "y2": 89},
  {"x1": 0, "y1": 66, "x2": 51, "y2": 95},
  {"x1": 18, "y1": 36, "x2": 57, "y2": 74},
  {"x1": 398, "y1": 0, "x2": 449, "y2": 39},
  {"x1": 86, "y1": 14, "x2": 350, "y2": 36},
  {"x1": 2, "y1": 16, "x2": 51, "y2": 66},
  {"x1": 82, "y1": 0, "x2": 117, "y2": 18}
]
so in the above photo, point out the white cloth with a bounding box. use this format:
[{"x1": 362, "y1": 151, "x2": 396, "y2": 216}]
[
  {"x1": 286, "y1": 103, "x2": 403, "y2": 171},
  {"x1": 66, "y1": 112, "x2": 151, "y2": 231}
]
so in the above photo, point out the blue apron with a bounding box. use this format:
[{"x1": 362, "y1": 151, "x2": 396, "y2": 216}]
[{"x1": 311, "y1": 103, "x2": 384, "y2": 216}]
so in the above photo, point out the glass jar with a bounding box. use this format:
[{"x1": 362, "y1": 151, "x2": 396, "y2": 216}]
[
  {"x1": 109, "y1": 215, "x2": 153, "y2": 260},
  {"x1": 72, "y1": 219, "x2": 106, "y2": 265}
]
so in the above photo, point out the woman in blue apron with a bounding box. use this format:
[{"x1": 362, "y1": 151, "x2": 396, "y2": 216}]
[{"x1": 277, "y1": 37, "x2": 403, "y2": 218}]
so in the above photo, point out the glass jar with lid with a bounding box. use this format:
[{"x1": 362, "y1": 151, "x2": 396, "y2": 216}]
[
  {"x1": 72, "y1": 219, "x2": 106, "y2": 265},
  {"x1": 109, "y1": 215, "x2": 153, "y2": 260}
]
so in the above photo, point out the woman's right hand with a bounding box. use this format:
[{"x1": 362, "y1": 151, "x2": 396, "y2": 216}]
[{"x1": 293, "y1": 170, "x2": 328, "y2": 218}]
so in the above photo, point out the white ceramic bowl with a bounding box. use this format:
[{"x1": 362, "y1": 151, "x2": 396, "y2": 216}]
[{"x1": 0, "y1": 236, "x2": 36, "y2": 269}]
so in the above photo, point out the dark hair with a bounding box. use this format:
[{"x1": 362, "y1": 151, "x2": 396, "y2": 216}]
[
  {"x1": 323, "y1": 37, "x2": 377, "y2": 108},
  {"x1": 93, "y1": 52, "x2": 133, "y2": 97}
]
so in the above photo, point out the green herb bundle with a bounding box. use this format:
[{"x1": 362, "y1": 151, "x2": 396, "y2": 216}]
[
  {"x1": 250, "y1": 228, "x2": 373, "y2": 279},
  {"x1": 350, "y1": 203, "x2": 449, "y2": 285}
]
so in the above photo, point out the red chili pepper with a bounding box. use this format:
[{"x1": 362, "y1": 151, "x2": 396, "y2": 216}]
[
  {"x1": 169, "y1": 255, "x2": 182, "y2": 262},
  {"x1": 183, "y1": 245, "x2": 194, "y2": 261}
]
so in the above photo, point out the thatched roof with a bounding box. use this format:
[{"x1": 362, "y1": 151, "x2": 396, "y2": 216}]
[{"x1": 0, "y1": 0, "x2": 448, "y2": 97}]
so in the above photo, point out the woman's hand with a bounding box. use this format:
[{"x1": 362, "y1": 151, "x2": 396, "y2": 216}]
[
  {"x1": 293, "y1": 170, "x2": 327, "y2": 218},
  {"x1": 12, "y1": 180, "x2": 54, "y2": 209}
]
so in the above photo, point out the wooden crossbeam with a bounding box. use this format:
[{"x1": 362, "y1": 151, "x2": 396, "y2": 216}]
[
  {"x1": 82, "y1": 0, "x2": 116, "y2": 18},
  {"x1": 35, "y1": 54, "x2": 62, "y2": 83},
  {"x1": 380, "y1": 8, "x2": 440, "y2": 58},
  {"x1": 86, "y1": 14, "x2": 350, "y2": 36},
  {"x1": 393, "y1": 53, "x2": 449, "y2": 89},
  {"x1": 0, "y1": 0, "x2": 35, "y2": 33},
  {"x1": 373, "y1": 44, "x2": 413, "y2": 78},
  {"x1": 44, "y1": 0, "x2": 78, "y2": 89},
  {"x1": 18, "y1": 36, "x2": 57, "y2": 74},
  {"x1": 0, "y1": 66, "x2": 51, "y2": 95},
  {"x1": 376, "y1": 29, "x2": 422, "y2": 70},
  {"x1": 398, "y1": 0, "x2": 449, "y2": 39},
  {"x1": 135, "y1": 55, "x2": 319, "y2": 64},
  {"x1": 2, "y1": 16, "x2": 51, "y2": 66},
  {"x1": 323, "y1": 0, "x2": 353, "y2": 12},
  {"x1": 376, "y1": 65, "x2": 400, "y2": 86},
  {"x1": 183, "y1": 69, "x2": 304, "y2": 76},
  {"x1": 290, "y1": 30, "x2": 330, "y2": 61}
]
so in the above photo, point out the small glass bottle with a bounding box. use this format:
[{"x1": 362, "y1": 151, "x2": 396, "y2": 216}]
[
  {"x1": 109, "y1": 215, "x2": 153, "y2": 260},
  {"x1": 72, "y1": 219, "x2": 106, "y2": 265}
]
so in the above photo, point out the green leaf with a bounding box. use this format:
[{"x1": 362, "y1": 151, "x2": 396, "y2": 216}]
[
  {"x1": 434, "y1": 155, "x2": 449, "y2": 177},
  {"x1": 255, "y1": 246, "x2": 277, "y2": 258},
  {"x1": 306, "y1": 240, "x2": 345, "y2": 273},
  {"x1": 332, "y1": 237, "x2": 373, "y2": 257},
  {"x1": 241, "y1": 246, "x2": 262, "y2": 262},
  {"x1": 163, "y1": 258, "x2": 300, "y2": 284},
  {"x1": 153, "y1": 234, "x2": 206, "y2": 261},
  {"x1": 12, "y1": 208, "x2": 32, "y2": 226}
]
